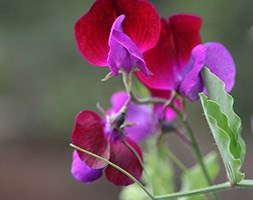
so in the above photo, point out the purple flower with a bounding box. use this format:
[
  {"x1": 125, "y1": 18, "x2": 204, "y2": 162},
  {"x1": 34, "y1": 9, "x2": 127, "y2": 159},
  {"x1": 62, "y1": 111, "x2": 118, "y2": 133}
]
[
  {"x1": 107, "y1": 15, "x2": 150, "y2": 76},
  {"x1": 109, "y1": 91, "x2": 155, "y2": 142},
  {"x1": 71, "y1": 92, "x2": 155, "y2": 186},
  {"x1": 179, "y1": 42, "x2": 236, "y2": 101}
]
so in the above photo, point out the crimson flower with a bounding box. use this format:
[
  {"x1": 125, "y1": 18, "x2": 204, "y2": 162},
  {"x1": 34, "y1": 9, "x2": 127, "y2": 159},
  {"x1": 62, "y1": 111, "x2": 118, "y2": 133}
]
[
  {"x1": 136, "y1": 14, "x2": 202, "y2": 93},
  {"x1": 75, "y1": 0, "x2": 160, "y2": 75},
  {"x1": 71, "y1": 92, "x2": 156, "y2": 186},
  {"x1": 136, "y1": 14, "x2": 236, "y2": 101}
]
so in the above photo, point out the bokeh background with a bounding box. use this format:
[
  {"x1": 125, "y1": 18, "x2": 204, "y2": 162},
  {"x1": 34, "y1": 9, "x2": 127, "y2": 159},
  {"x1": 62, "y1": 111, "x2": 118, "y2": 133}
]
[{"x1": 0, "y1": 0, "x2": 252, "y2": 199}]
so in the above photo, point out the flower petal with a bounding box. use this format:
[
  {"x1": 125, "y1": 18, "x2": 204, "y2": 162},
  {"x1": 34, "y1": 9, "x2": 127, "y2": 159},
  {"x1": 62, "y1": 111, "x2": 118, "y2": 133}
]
[
  {"x1": 136, "y1": 14, "x2": 202, "y2": 90},
  {"x1": 149, "y1": 89, "x2": 182, "y2": 122},
  {"x1": 179, "y1": 44, "x2": 207, "y2": 101},
  {"x1": 110, "y1": 91, "x2": 154, "y2": 142},
  {"x1": 136, "y1": 18, "x2": 178, "y2": 90},
  {"x1": 179, "y1": 42, "x2": 236, "y2": 101},
  {"x1": 204, "y1": 42, "x2": 236, "y2": 93},
  {"x1": 75, "y1": 0, "x2": 115, "y2": 66},
  {"x1": 118, "y1": 0, "x2": 161, "y2": 52},
  {"x1": 71, "y1": 151, "x2": 103, "y2": 183},
  {"x1": 105, "y1": 137, "x2": 143, "y2": 186},
  {"x1": 107, "y1": 15, "x2": 149, "y2": 76},
  {"x1": 72, "y1": 110, "x2": 110, "y2": 169},
  {"x1": 75, "y1": 0, "x2": 160, "y2": 66},
  {"x1": 169, "y1": 14, "x2": 202, "y2": 77}
]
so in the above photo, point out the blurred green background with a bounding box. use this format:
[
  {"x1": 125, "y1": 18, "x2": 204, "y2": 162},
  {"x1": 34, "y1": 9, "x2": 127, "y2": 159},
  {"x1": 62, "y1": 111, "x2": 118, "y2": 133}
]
[{"x1": 0, "y1": 0, "x2": 252, "y2": 199}]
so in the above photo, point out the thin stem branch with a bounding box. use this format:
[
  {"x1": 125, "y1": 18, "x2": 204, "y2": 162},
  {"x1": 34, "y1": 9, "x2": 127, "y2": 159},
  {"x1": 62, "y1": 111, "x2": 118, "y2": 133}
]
[
  {"x1": 121, "y1": 136, "x2": 154, "y2": 195},
  {"x1": 131, "y1": 93, "x2": 167, "y2": 105},
  {"x1": 154, "y1": 180, "x2": 253, "y2": 199},
  {"x1": 175, "y1": 109, "x2": 219, "y2": 200},
  {"x1": 70, "y1": 143, "x2": 155, "y2": 200},
  {"x1": 173, "y1": 126, "x2": 192, "y2": 146},
  {"x1": 70, "y1": 143, "x2": 253, "y2": 200}
]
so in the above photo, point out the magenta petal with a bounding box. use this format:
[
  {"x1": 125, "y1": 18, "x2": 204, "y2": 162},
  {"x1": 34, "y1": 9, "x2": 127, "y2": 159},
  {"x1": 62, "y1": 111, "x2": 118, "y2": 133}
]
[
  {"x1": 75, "y1": 0, "x2": 160, "y2": 66},
  {"x1": 204, "y1": 42, "x2": 236, "y2": 93},
  {"x1": 169, "y1": 14, "x2": 202, "y2": 77},
  {"x1": 125, "y1": 102, "x2": 154, "y2": 142},
  {"x1": 105, "y1": 137, "x2": 143, "y2": 186},
  {"x1": 136, "y1": 14, "x2": 202, "y2": 91},
  {"x1": 110, "y1": 91, "x2": 154, "y2": 142},
  {"x1": 110, "y1": 91, "x2": 129, "y2": 112},
  {"x1": 72, "y1": 110, "x2": 110, "y2": 169},
  {"x1": 179, "y1": 42, "x2": 236, "y2": 101},
  {"x1": 71, "y1": 151, "x2": 103, "y2": 183},
  {"x1": 136, "y1": 18, "x2": 178, "y2": 90},
  {"x1": 179, "y1": 44, "x2": 207, "y2": 101},
  {"x1": 107, "y1": 15, "x2": 149, "y2": 76}
]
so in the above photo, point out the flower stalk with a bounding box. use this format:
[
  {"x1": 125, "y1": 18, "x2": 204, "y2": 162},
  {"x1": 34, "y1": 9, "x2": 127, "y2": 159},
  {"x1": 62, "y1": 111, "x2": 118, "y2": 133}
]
[{"x1": 70, "y1": 143, "x2": 253, "y2": 200}]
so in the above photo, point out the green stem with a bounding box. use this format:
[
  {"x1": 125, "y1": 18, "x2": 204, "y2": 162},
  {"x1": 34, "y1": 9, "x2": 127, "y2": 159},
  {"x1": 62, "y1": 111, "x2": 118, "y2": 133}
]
[
  {"x1": 155, "y1": 180, "x2": 253, "y2": 199},
  {"x1": 175, "y1": 109, "x2": 219, "y2": 200},
  {"x1": 70, "y1": 143, "x2": 253, "y2": 200},
  {"x1": 123, "y1": 73, "x2": 132, "y2": 95},
  {"x1": 121, "y1": 136, "x2": 154, "y2": 195},
  {"x1": 70, "y1": 143, "x2": 155, "y2": 200}
]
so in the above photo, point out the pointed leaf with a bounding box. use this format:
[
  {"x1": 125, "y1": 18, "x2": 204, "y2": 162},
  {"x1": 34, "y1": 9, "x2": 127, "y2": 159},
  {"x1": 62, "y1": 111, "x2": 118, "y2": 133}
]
[{"x1": 200, "y1": 67, "x2": 246, "y2": 183}]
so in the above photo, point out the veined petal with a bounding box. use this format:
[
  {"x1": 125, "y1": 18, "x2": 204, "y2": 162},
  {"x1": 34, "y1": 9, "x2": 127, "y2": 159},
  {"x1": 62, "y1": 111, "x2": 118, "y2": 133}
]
[
  {"x1": 116, "y1": 0, "x2": 161, "y2": 52},
  {"x1": 71, "y1": 151, "x2": 103, "y2": 183},
  {"x1": 75, "y1": 0, "x2": 115, "y2": 66},
  {"x1": 136, "y1": 18, "x2": 178, "y2": 90},
  {"x1": 72, "y1": 110, "x2": 110, "y2": 169},
  {"x1": 204, "y1": 42, "x2": 236, "y2": 93},
  {"x1": 105, "y1": 137, "x2": 143, "y2": 186},
  {"x1": 169, "y1": 14, "x2": 202, "y2": 78},
  {"x1": 107, "y1": 15, "x2": 149, "y2": 76},
  {"x1": 75, "y1": 0, "x2": 160, "y2": 66},
  {"x1": 179, "y1": 44, "x2": 207, "y2": 101},
  {"x1": 136, "y1": 14, "x2": 202, "y2": 90}
]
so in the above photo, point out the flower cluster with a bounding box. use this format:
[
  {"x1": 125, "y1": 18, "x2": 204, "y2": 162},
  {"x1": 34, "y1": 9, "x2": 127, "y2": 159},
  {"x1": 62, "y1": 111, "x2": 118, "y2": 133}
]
[{"x1": 71, "y1": 0, "x2": 236, "y2": 187}]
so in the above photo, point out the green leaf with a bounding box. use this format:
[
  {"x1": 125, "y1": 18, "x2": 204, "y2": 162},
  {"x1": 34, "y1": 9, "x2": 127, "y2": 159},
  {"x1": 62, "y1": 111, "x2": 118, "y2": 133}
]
[
  {"x1": 200, "y1": 67, "x2": 246, "y2": 183},
  {"x1": 180, "y1": 152, "x2": 219, "y2": 200}
]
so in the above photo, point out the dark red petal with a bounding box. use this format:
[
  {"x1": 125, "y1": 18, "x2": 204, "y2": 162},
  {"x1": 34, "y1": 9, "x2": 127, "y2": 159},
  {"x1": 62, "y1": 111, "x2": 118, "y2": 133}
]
[
  {"x1": 105, "y1": 137, "x2": 143, "y2": 186},
  {"x1": 75, "y1": 0, "x2": 160, "y2": 66},
  {"x1": 149, "y1": 88, "x2": 173, "y2": 99},
  {"x1": 72, "y1": 110, "x2": 110, "y2": 169},
  {"x1": 169, "y1": 14, "x2": 202, "y2": 76},
  {"x1": 136, "y1": 14, "x2": 202, "y2": 90},
  {"x1": 117, "y1": 0, "x2": 161, "y2": 52},
  {"x1": 75, "y1": 0, "x2": 115, "y2": 66},
  {"x1": 136, "y1": 18, "x2": 178, "y2": 90}
]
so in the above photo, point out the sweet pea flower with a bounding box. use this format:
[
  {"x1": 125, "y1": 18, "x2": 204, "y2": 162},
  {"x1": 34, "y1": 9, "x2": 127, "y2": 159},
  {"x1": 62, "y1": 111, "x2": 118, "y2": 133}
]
[
  {"x1": 71, "y1": 92, "x2": 155, "y2": 186},
  {"x1": 179, "y1": 42, "x2": 236, "y2": 101},
  {"x1": 136, "y1": 14, "x2": 202, "y2": 93},
  {"x1": 136, "y1": 14, "x2": 236, "y2": 101},
  {"x1": 75, "y1": 0, "x2": 160, "y2": 76}
]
